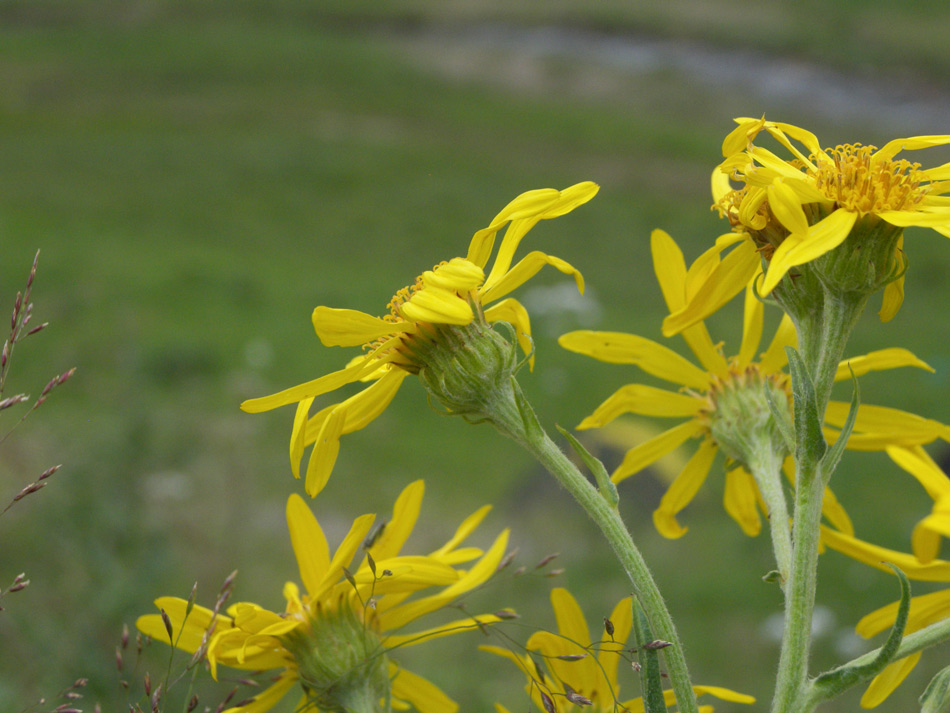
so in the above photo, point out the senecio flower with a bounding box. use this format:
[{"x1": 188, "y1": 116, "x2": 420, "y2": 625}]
[
  {"x1": 138, "y1": 480, "x2": 509, "y2": 713},
  {"x1": 665, "y1": 118, "x2": 950, "y2": 333},
  {"x1": 241, "y1": 183, "x2": 598, "y2": 496},
  {"x1": 482, "y1": 588, "x2": 754, "y2": 712},
  {"x1": 560, "y1": 229, "x2": 941, "y2": 538}
]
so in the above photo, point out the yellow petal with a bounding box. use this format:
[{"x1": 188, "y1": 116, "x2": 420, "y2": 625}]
[
  {"x1": 821, "y1": 486, "x2": 854, "y2": 536},
  {"x1": 221, "y1": 671, "x2": 297, "y2": 713},
  {"x1": 483, "y1": 182, "x2": 598, "y2": 289},
  {"x1": 429, "y1": 504, "x2": 491, "y2": 560},
  {"x1": 480, "y1": 250, "x2": 584, "y2": 304},
  {"x1": 312, "y1": 306, "x2": 411, "y2": 347},
  {"x1": 662, "y1": 239, "x2": 760, "y2": 336},
  {"x1": 484, "y1": 298, "x2": 534, "y2": 368},
  {"x1": 600, "y1": 597, "x2": 634, "y2": 695},
  {"x1": 312, "y1": 512, "x2": 376, "y2": 600},
  {"x1": 611, "y1": 420, "x2": 704, "y2": 484},
  {"x1": 872, "y1": 135, "x2": 950, "y2": 161},
  {"x1": 559, "y1": 331, "x2": 709, "y2": 390},
  {"x1": 879, "y1": 266, "x2": 905, "y2": 323},
  {"x1": 137, "y1": 597, "x2": 221, "y2": 650},
  {"x1": 400, "y1": 286, "x2": 473, "y2": 325},
  {"x1": 820, "y1": 526, "x2": 950, "y2": 582},
  {"x1": 653, "y1": 439, "x2": 718, "y2": 538},
  {"x1": 887, "y1": 446, "x2": 950, "y2": 501},
  {"x1": 767, "y1": 180, "x2": 810, "y2": 234},
  {"x1": 577, "y1": 385, "x2": 703, "y2": 429},
  {"x1": 722, "y1": 117, "x2": 766, "y2": 156},
  {"x1": 369, "y1": 479, "x2": 425, "y2": 561},
  {"x1": 466, "y1": 189, "x2": 563, "y2": 269},
  {"x1": 691, "y1": 685, "x2": 757, "y2": 705},
  {"x1": 860, "y1": 654, "x2": 921, "y2": 709},
  {"x1": 736, "y1": 275, "x2": 764, "y2": 368},
  {"x1": 834, "y1": 348, "x2": 934, "y2": 382},
  {"x1": 422, "y1": 258, "x2": 484, "y2": 292},
  {"x1": 723, "y1": 467, "x2": 762, "y2": 536},
  {"x1": 384, "y1": 612, "x2": 509, "y2": 648},
  {"x1": 762, "y1": 209, "x2": 859, "y2": 294},
  {"x1": 380, "y1": 530, "x2": 509, "y2": 631},
  {"x1": 825, "y1": 403, "x2": 950, "y2": 446},
  {"x1": 391, "y1": 667, "x2": 458, "y2": 713},
  {"x1": 303, "y1": 369, "x2": 408, "y2": 448},
  {"x1": 290, "y1": 396, "x2": 315, "y2": 478},
  {"x1": 912, "y1": 520, "x2": 943, "y2": 564},
  {"x1": 759, "y1": 313, "x2": 796, "y2": 374},
  {"x1": 240, "y1": 357, "x2": 375, "y2": 413},
  {"x1": 286, "y1": 493, "x2": 331, "y2": 597},
  {"x1": 651, "y1": 228, "x2": 688, "y2": 311},
  {"x1": 304, "y1": 405, "x2": 345, "y2": 497}
]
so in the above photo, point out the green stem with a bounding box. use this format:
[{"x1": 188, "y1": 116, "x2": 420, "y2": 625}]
[
  {"x1": 771, "y1": 288, "x2": 868, "y2": 713},
  {"x1": 771, "y1": 457, "x2": 823, "y2": 713},
  {"x1": 494, "y1": 381, "x2": 699, "y2": 713},
  {"x1": 748, "y1": 449, "x2": 793, "y2": 585}
]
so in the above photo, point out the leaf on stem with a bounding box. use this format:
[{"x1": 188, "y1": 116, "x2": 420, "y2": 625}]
[
  {"x1": 820, "y1": 366, "x2": 860, "y2": 485},
  {"x1": 555, "y1": 424, "x2": 619, "y2": 507},
  {"x1": 785, "y1": 347, "x2": 826, "y2": 467},
  {"x1": 633, "y1": 597, "x2": 668, "y2": 713},
  {"x1": 808, "y1": 564, "x2": 911, "y2": 703}
]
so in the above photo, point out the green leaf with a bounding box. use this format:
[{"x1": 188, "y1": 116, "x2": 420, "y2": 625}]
[
  {"x1": 808, "y1": 564, "x2": 911, "y2": 703},
  {"x1": 511, "y1": 377, "x2": 544, "y2": 443},
  {"x1": 919, "y1": 663, "x2": 950, "y2": 713},
  {"x1": 820, "y1": 365, "x2": 860, "y2": 485},
  {"x1": 556, "y1": 424, "x2": 619, "y2": 508},
  {"x1": 764, "y1": 383, "x2": 795, "y2": 455},
  {"x1": 633, "y1": 597, "x2": 668, "y2": 713},
  {"x1": 785, "y1": 346, "x2": 826, "y2": 468}
]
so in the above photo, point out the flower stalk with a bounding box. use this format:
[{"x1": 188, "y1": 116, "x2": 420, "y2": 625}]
[{"x1": 473, "y1": 370, "x2": 701, "y2": 713}]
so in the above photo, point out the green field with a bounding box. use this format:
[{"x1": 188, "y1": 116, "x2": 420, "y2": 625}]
[{"x1": 1, "y1": 2, "x2": 949, "y2": 711}]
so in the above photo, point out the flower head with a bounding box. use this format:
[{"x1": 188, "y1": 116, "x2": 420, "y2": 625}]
[
  {"x1": 665, "y1": 118, "x2": 950, "y2": 333},
  {"x1": 138, "y1": 480, "x2": 510, "y2": 713},
  {"x1": 482, "y1": 588, "x2": 754, "y2": 713},
  {"x1": 560, "y1": 229, "x2": 940, "y2": 538},
  {"x1": 241, "y1": 183, "x2": 598, "y2": 496}
]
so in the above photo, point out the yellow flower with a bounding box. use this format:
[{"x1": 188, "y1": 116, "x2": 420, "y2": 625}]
[
  {"x1": 665, "y1": 118, "x2": 950, "y2": 333},
  {"x1": 482, "y1": 588, "x2": 754, "y2": 713},
  {"x1": 138, "y1": 480, "x2": 510, "y2": 713},
  {"x1": 560, "y1": 229, "x2": 939, "y2": 538},
  {"x1": 240, "y1": 183, "x2": 598, "y2": 496}
]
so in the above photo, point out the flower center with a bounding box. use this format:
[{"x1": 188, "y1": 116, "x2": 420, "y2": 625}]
[{"x1": 809, "y1": 143, "x2": 926, "y2": 214}]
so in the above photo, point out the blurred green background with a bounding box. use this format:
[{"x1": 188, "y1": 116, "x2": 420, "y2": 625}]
[{"x1": 1, "y1": 1, "x2": 949, "y2": 711}]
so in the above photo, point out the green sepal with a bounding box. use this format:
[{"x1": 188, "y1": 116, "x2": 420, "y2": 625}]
[
  {"x1": 819, "y1": 366, "x2": 860, "y2": 486},
  {"x1": 764, "y1": 382, "x2": 796, "y2": 455},
  {"x1": 556, "y1": 424, "x2": 619, "y2": 508},
  {"x1": 785, "y1": 346, "x2": 826, "y2": 469},
  {"x1": 633, "y1": 597, "x2": 668, "y2": 713},
  {"x1": 919, "y1": 663, "x2": 950, "y2": 713},
  {"x1": 808, "y1": 564, "x2": 911, "y2": 703}
]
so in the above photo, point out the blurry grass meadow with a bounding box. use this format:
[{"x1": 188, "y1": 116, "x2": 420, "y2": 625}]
[{"x1": 1, "y1": 1, "x2": 949, "y2": 711}]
